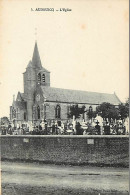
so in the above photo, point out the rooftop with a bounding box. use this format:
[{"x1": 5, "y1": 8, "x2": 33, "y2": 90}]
[{"x1": 41, "y1": 86, "x2": 121, "y2": 105}]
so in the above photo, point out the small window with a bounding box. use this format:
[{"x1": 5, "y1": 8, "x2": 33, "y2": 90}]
[
  {"x1": 38, "y1": 73, "x2": 41, "y2": 83},
  {"x1": 42, "y1": 74, "x2": 45, "y2": 82}
]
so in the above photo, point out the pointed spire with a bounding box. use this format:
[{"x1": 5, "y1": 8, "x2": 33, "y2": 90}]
[{"x1": 32, "y1": 42, "x2": 42, "y2": 69}]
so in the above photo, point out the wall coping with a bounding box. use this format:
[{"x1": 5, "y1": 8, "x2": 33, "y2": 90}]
[{"x1": 0, "y1": 135, "x2": 129, "y2": 139}]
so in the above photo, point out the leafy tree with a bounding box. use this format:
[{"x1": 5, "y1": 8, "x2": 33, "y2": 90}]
[
  {"x1": 107, "y1": 107, "x2": 120, "y2": 120},
  {"x1": 96, "y1": 102, "x2": 120, "y2": 121},
  {"x1": 118, "y1": 99, "x2": 129, "y2": 120},
  {"x1": 87, "y1": 110, "x2": 97, "y2": 119},
  {"x1": 68, "y1": 104, "x2": 85, "y2": 119},
  {"x1": 0, "y1": 117, "x2": 9, "y2": 126}
]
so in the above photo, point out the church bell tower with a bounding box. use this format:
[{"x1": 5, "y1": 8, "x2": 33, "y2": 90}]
[{"x1": 23, "y1": 42, "x2": 50, "y2": 123}]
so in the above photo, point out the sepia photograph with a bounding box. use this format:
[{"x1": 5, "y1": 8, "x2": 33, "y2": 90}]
[{"x1": 0, "y1": 0, "x2": 129, "y2": 194}]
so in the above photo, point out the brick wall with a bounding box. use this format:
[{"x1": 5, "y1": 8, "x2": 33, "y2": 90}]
[{"x1": 1, "y1": 135, "x2": 129, "y2": 167}]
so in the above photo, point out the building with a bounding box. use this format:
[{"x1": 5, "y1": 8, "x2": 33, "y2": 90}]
[{"x1": 10, "y1": 42, "x2": 121, "y2": 127}]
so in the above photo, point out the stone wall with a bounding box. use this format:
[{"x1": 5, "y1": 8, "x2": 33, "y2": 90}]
[{"x1": 1, "y1": 135, "x2": 129, "y2": 167}]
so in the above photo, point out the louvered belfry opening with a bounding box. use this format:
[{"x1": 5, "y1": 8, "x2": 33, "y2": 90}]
[
  {"x1": 38, "y1": 73, "x2": 41, "y2": 84},
  {"x1": 42, "y1": 74, "x2": 45, "y2": 82}
]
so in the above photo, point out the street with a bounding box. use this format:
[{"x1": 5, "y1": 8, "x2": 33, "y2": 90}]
[{"x1": 1, "y1": 161, "x2": 129, "y2": 195}]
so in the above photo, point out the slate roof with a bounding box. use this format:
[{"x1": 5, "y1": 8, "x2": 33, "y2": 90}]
[{"x1": 41, "y1": 86, "x2": 121, "y2": 105}]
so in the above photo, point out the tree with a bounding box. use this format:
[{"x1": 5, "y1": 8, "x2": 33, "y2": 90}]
[
  {"x1": 118, "y1": 99, "x2": 129, "y2": 120},
  {"x1": 0, "y1": 117, "x2": 9, "y2": 126},
  {"x1": 96, "y1": 102, "x2": 120, "y2": 121},
  {"x1": 68, "y1": 104, "x2": 85, "y2": 119},
  {"x1": 87, "y1": 110, "x2": 97, "y2": 119},
  {"x1": 107, "y1": 107, "x2": 120, "y2": 120}
]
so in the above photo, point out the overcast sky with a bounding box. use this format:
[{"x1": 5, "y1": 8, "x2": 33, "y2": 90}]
[{"x1": 0, "y1": 0, "x2": 129, "y2": 118}]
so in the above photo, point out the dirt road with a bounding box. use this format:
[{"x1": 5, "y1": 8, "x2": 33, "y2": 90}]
[{"x1": 1, "y1": 161, "x2": 129, "y2": 195}]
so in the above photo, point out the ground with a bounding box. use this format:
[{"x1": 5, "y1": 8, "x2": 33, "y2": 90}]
[{"x1": 1, "y1": 161, "x2": 129, "y2": 195}]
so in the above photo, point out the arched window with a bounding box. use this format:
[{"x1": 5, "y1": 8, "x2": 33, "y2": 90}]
[
  {"x1": 37, "y1": 106, "x2": 40, "y2": 119},
  {"x1": 42, "y1": 74, "x2": 45, "y2": 82},
  {"x1": 38, "y1": 73, "x2": 41, "y2": 83},
  {"x1": 55, "y1": 105, "x2": 61, "y2": 119}
]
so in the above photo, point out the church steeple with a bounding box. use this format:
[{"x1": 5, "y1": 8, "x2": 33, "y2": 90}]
[
  {"x1": 32, "y1": 42, "x2": 42, "y2": 69},
  {"x1": 32, "y1": 42, "x2": 50, "y2": 73},
  {"x1": 24, "y1": 42, "x2": 50, "y2": 88}
]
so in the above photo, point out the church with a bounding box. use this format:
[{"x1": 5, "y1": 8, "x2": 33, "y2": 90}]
[{"x1": 10, "y1": 42, "x2": 121, "y2": 127}]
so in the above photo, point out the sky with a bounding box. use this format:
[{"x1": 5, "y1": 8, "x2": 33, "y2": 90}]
[{"x1": 0, "y1": 0, "x2": 129, "y2": 118}]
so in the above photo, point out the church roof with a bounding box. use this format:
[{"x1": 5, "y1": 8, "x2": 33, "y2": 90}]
[
  {"x1": 32, "y1": 42, "x2": 50, "y2": 72},
  {"x1": 41, "y1": 86, "x2": 121, "y2": 105}
]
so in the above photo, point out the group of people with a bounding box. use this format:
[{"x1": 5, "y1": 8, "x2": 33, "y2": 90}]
[{"x1": 1, "y1": 119, "x2": 128, "y2": 136}]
